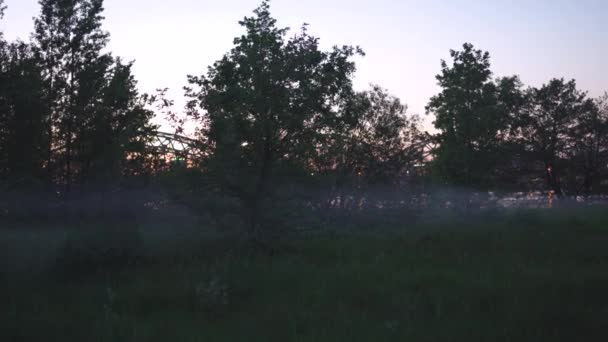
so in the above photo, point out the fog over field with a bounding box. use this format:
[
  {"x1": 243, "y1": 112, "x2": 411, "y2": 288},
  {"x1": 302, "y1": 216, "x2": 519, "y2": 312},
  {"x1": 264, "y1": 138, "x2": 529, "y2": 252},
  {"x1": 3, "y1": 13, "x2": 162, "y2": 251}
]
[{"x1": 1, "y1": 0, "x2": 607, "y2": 341}]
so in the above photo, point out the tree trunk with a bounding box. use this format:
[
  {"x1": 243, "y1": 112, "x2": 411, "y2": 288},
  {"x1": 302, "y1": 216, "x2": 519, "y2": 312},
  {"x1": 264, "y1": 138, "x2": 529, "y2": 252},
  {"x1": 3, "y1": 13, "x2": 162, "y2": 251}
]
[
  {"x1": 249, "y1": 143, "x2": 272, "y2": 239},
  {"x1": 65, "y1": 119, "x2": 73, "y2": 194},
  {"x1": 248, "y1": 109, "x2": 274, "y2": 241}
]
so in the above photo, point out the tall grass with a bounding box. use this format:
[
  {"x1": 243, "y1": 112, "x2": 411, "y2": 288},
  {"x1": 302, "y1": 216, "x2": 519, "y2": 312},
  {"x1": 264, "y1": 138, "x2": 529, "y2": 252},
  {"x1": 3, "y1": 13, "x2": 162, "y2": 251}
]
[{"x1": 2, "y1": 207, "x2": 608, "y2": 341}]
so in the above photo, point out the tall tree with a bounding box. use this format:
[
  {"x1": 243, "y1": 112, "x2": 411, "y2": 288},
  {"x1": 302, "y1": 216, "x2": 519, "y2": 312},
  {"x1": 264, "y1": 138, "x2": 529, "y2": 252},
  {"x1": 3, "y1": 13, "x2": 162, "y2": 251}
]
[
  {"x1": 517, "y1": 79, "x2": 596, "y2": 197},
  {"x1": 185, "y1": 1, "x2": 363, "y2": 235},
  {"x1": 427, "y1": 43, "x2": 523, "y2": 189},
  {"x1": 0, "y1": 43, "x2": 50, "y2": 185},
  {"x1": 34, "y1": 0, "x2": 111, "y2": 191},
  {"x1": 0, "y1": 3, "x2": 51, "y2": 187},
  {"x1": 85, "y1": 59, "x2": 158, "y2": 186},
  {"x1": 34, "y1": 0, "x2": 155, "y2": 191},
  {"x1": 568, "y1": 92, "x2": 608, "y2": 195}
]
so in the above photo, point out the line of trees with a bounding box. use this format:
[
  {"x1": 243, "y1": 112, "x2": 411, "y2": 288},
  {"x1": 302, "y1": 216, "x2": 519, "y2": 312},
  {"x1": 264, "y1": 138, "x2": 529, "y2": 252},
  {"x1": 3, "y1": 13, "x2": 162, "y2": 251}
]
[
  {"x1": 0, "y1": 0, "x2": 156, "y2": 194},
  {"x1": 428, "y1": 43, "x2": 608, "y2": 197},
  {"x1": 1, "y1": 1, "x2": 607, "y2": 224}
]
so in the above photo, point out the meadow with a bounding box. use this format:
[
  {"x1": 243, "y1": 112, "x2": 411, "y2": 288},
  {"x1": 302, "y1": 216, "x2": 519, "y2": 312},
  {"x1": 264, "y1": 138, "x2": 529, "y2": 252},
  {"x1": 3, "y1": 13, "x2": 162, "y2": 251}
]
[{"x1": 2, "y1": 207, "x2": 608, "y2": 341}]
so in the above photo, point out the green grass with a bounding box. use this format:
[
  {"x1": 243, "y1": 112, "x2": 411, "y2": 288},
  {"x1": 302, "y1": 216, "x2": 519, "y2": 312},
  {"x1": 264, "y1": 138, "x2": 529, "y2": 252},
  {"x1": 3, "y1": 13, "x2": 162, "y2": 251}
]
[{"x1": 2, "y1": 207, "x2": 608, "y2": 341}]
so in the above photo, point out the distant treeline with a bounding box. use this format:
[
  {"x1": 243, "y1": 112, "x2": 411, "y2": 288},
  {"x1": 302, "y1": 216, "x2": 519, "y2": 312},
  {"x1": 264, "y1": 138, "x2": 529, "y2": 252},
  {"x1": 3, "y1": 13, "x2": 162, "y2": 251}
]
[{"x1": 1, "y1": 1, "x2": 607, "y2": 225}]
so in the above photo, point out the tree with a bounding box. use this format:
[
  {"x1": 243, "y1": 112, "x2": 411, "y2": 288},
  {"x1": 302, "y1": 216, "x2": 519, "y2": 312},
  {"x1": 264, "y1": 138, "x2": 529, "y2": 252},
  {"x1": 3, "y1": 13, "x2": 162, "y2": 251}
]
[
  {"x1": 0, "y1": 0, "x2": 9, "y2": 177},
  {"x1": 0, "y1": 42, "x2": 50, "y2": 186},
  {"x1": 517, "y1": 79, "x2": 596, "y2": 197},
  {"x1": 568, "y1": 92, "x2": 608, "y2": 195},
  {"x1": 311, "y1": 85, "x2": 425, "y2": 210},
  {"x1": 185, "y1": 1, "x2": 363, "y2": 236},
  {"x1": 34, "y1": 0, "x2": 111, "y2": 191},
  {"x1": 329, "y1": 87, "x2": 422, "y2": 180},
  {"x1": 84, "y1": 59, "x2": 158, "y2": 187},
  {"x1": 0, "y1": 3, "x2": 51, "y2": 187},
  {"x1": 427, "y1": 43, "x2": 523, "y2": 190},
  {"x1": 34, "y1": 0, "x2": 155, "y2": 191}
]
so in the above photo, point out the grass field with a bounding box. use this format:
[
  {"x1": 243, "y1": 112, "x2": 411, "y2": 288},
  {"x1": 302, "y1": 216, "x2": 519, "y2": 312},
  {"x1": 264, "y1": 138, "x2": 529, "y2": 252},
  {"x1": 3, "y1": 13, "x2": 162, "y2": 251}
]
[{"x1": 2, "y1": 208, "x2": 608, "y2": 341}]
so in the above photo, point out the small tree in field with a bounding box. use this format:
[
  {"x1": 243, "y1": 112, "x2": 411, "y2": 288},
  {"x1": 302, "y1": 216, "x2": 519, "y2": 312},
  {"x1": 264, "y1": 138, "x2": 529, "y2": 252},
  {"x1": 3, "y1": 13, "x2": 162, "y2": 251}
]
[{"x1": 185, "y1": 1, "x2": 362, "y2": 238}]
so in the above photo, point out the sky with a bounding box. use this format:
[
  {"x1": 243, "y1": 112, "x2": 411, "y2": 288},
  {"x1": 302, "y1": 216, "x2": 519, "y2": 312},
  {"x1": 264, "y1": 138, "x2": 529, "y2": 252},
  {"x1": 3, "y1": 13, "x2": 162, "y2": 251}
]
[{"x1": 1, "y1": 0, "x2": 606, "y2": 132}]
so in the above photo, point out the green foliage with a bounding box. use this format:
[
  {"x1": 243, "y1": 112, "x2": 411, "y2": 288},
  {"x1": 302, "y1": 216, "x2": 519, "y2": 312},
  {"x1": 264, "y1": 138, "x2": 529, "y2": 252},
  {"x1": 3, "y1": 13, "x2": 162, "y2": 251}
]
[
  {"x1": 425, "y1": 43, "x2": 606, "y2": 197},
  {"x1": 517, "y1": 79, "x2": 598, "y2": 196},
  {"x1": 324, "y1": 85, "x2": 424, "y2": 184},
  {"x1": 1, "y1": 0, "x2": 608, "y2": 220},
  {"x1": 427, "y1": 43, "x2": 525, "y2": 189},
  {"x1": 0, "y1": 42, "x2": 50, "y2": 186},
  {"x1": 188, "y1": 1, "x2": 362, "y2": 176},
  {"x1": 85, "y1": 59, "x2": 158, "y2": 185},
  {"x1": 185, "y1": 1, "x2": 364, "y2": 233},
  {"x1": 24, "y1": 0, "x2": 158, "y2": 190},
  {"x1": 4, "y1": 209, "x2": 608, "y2": 341}
]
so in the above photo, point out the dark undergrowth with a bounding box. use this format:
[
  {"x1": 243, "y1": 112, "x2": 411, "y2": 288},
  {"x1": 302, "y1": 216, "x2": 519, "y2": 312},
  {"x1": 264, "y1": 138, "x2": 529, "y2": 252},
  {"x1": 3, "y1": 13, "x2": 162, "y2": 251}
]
[{"x1": 2, "y1": 207, "x2": 608, "y2": 341}]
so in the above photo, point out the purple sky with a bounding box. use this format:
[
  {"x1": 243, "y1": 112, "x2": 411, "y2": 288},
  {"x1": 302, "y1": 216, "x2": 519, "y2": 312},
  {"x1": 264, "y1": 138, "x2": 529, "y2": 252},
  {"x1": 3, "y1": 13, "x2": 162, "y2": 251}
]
[{"x1": 1, "y1": 0, "x2": 606, "y2": 131}]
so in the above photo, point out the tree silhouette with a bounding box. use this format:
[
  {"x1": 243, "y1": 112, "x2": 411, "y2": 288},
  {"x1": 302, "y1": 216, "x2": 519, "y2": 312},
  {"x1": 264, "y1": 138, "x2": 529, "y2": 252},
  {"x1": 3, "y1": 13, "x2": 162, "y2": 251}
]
[
  {"x1": 569, "y1": 93, "x2": 608, "y2": 195},
  {"x1": 0, "y1": 3, "x2": 51, "y2": 188},
  {"x1": 84, "y1": 59, "x2": 158, "y2": 187},
  {"x1": 33, "y1": 0, "x2": 156, "y2": 192},
  {"x1": 185, "y1": 1, "x2": 363, "y2": 236},
  {"x1": 427, "y1": 43, "x2": 524, "y2": 190},
  {"x1": 34, "y1": 0, "x2": 112, "y2": 191},
  {"x1": 517, "y1": 79, "x2": 596, "y2": 197},
  {"x1": 0, "y1": 42, "x2": 50, "y2": 187},
  {"x1": 1, "y1": 0, "x2": 608, "y2": 221},
  {"x1": 323, "y1": 85, "x2": 423, "y2": 185}
]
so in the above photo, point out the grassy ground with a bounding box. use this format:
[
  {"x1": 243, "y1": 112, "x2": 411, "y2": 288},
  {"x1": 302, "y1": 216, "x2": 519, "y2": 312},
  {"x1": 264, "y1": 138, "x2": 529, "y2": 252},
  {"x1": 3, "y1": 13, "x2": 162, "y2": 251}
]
[{"x1": 2, "y1": 208, "x2": 608, "y2": 341}]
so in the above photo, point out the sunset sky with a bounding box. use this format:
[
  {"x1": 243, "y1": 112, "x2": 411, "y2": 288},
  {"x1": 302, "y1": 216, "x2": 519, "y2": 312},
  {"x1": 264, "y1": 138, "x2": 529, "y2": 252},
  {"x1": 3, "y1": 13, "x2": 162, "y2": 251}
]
[{"x1": 1, "y1": 0, "x2": 606, "y2": 131}]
